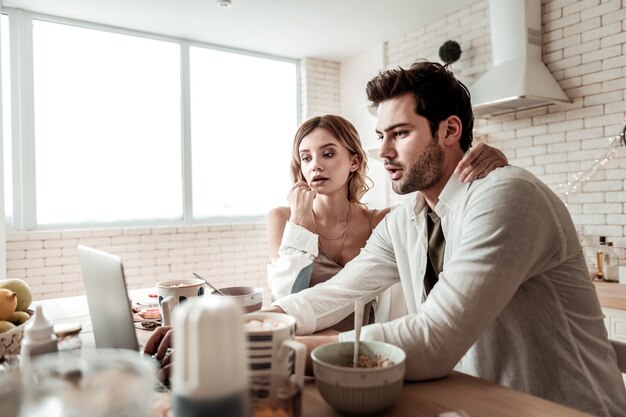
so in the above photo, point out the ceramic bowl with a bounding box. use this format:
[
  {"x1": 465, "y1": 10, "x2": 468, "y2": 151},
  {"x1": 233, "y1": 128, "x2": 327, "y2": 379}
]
[
  {"x1": 209, "y1": 286, "x2": 264, "y2": 313},
  {"x1": 311, "y1": 341, "x2": 406, "y2": 416}
]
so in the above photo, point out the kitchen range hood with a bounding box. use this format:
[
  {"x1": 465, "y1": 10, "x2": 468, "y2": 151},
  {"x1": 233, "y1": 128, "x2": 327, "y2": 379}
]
[{"x1": 470, "y1": 0, "x2": 570, "y2": 118}]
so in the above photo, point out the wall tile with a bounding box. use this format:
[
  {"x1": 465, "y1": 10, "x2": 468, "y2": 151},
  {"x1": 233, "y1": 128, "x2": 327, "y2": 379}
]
[{"x1": 7, "y1": 223, "x2": 269, "y2": 301}]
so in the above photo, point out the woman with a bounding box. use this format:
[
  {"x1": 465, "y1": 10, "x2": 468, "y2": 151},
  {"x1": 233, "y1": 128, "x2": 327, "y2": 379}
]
[{"x1": 267, "y1": 114, "x2": 507, "y2": 329}]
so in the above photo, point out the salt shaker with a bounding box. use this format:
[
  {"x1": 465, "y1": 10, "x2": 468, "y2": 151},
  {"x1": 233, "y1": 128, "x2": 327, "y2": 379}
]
[{"x1": 172, "y1": 296, "x2": 250, "y2": 417}]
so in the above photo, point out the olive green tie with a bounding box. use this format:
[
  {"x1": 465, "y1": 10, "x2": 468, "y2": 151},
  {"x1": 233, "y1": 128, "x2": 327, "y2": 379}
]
[{"x1": 424, "y1": 209, "x2": 446, "y2": 298}]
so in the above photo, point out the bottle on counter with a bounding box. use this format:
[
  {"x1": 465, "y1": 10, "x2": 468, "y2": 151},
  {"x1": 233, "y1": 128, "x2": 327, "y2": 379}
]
[
  {"x1": 603, "y1": 242, "x2": 619, "y2": 283},
  {"x1": 596, "y1": 236, "x2": 607, "y2": 280},
  {"x1": 21, "y1": 305, "x2": 58, "y2": 364}
]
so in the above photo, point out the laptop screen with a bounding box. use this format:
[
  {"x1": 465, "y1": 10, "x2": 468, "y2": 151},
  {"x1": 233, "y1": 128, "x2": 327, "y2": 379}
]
[{"x1": 77, "y1": 244, "x2": 140, "y2": 351}]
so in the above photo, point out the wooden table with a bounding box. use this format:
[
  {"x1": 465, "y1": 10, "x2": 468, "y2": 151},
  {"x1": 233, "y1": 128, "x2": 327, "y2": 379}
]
[
  {"x1": 34, "y1": 293, "x2": 594, "y2": 417},
  {"x1": 301, "y1": 372, "x2": 594, "y2": 417}
]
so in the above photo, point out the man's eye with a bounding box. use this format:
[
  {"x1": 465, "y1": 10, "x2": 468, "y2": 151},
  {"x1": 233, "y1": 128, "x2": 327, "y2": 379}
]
[
  {"x1": 376, "y1": 136, "x2": 383, "y2": 142},
  {"x1": 394, "y1": 130, "x2": 408, "y2": 138}
]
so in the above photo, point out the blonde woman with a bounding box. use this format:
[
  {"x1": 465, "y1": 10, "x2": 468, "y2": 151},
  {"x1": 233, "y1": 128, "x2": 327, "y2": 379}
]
[{"x1": 267, "y1": 114, "x2": 506, "y2": 330}]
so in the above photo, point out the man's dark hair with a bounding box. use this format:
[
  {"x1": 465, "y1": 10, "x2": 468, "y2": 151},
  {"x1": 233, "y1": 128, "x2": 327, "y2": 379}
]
[{"x1": 366, "y1": 60, "x2": 474, "y2": 152}]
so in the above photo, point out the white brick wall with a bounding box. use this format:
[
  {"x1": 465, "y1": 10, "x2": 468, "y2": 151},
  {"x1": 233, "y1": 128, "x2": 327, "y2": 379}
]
[
  {"x1": 299, "y1": 58, "x2": 341, "y2": 119},
  {"x1": 7, "y1": 224, "x2": 269, "y2": 301},
  {"x1": 382, "y1": 0, "x2": 626, "y2": 266}
]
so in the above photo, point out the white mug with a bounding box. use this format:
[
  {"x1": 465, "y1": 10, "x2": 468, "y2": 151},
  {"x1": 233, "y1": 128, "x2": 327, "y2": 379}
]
[
  {"x1": 156, "y1": 278, "x2": 205, "y2": 326},
  {"x1": 244, "y1": 312, "x2": 305, "y2": 389}
]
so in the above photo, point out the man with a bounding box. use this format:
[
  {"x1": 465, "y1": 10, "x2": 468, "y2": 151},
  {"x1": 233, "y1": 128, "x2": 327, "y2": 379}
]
[{"x1": 269, "y1": 61, "x2": 626, "y2": 416}]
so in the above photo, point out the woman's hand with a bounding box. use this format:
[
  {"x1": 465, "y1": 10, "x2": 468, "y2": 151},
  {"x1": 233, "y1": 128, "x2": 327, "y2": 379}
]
[
  {"x1": 455, "y1": 143, "x2": 508, "y2": 183},
  {"x1": 288, "y1": 180, "x2": 316, "y2": 226}
]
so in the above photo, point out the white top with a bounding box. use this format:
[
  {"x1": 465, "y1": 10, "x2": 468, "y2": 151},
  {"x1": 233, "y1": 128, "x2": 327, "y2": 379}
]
[
  {"x1": 267, "y1": 220, "x2": 407, "y2": 323},
  {"x1": 274, "y1": 166, "x2": 626, "y2": 417},
  {"x1": 267, "y1": 221, "x2": 319, "y2": 300}
]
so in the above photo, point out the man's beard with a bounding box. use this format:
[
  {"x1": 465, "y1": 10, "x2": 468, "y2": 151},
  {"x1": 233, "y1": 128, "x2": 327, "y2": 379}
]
[{"x1": 390, "y1": 138, "x2": 444, "y2": 195}]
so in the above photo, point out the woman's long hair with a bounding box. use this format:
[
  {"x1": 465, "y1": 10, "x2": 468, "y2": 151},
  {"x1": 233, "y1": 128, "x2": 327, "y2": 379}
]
[{"x1": 290, "y1": 115, "x2": 371, "y2": 204}]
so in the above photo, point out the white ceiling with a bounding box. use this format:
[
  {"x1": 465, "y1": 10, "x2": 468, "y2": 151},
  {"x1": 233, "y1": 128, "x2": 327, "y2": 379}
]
[{"x1": 2, "y1": 0, "x2": 476, "y2": 61}]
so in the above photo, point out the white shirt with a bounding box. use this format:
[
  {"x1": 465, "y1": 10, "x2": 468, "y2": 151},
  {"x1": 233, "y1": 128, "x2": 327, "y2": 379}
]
[
  {"x1": 267, "y1": 221, "x2": 407, "y2": 321},
  {"x1": 274, "y1": 166, "x2": 626, "y2": 417}
]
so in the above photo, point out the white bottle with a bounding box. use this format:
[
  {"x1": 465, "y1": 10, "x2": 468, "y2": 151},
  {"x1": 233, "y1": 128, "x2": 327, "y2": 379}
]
[{"x1": 21, "y1": 305, "x2": 58, "y2": 359}]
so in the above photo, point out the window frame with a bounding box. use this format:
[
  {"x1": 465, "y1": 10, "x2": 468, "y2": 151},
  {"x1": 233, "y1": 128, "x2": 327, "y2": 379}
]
[{"x1": 1, "y1": 8, "x2": 301, "y2": 230}]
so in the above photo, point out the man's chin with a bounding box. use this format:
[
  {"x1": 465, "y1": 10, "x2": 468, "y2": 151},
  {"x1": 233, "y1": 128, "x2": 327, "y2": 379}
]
[{"x1": 391, "y1": 182, "x2": 411, "y2": 195}]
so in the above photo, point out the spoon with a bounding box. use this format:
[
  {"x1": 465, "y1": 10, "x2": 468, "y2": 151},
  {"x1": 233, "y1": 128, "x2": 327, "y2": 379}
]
[
  {"x1": 192, "y1": 272, "x2": 226, "y2": 296},
  {"x1": 353, "y1": 299, "x2": 364, "y2": 368}
]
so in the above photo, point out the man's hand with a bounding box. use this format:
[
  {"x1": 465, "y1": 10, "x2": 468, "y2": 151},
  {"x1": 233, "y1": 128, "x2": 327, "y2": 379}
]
[
  {"x1": 297, "y1": 330, "x2": 339, "y2": 375},
  {"x1": 144, "y1": 326, "x2": 174, "y2": 381}
]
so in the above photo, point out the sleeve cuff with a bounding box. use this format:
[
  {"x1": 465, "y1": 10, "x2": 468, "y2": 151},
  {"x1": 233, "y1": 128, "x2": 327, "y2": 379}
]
[
  {"x1": 273, "y1": 293, "x2": 318, "y2": 335},
  {"x1": 338, "y1": 323, "x2": 386, "y2": 342},
  {"x1": 281, "y1": 222, "x2": 319, "y2": 257}
]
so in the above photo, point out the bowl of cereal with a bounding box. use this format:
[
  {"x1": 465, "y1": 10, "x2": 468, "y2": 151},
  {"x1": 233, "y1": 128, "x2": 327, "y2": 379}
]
[{"x1": 311, "y1": 341, "x2": 405, "y2": 416}]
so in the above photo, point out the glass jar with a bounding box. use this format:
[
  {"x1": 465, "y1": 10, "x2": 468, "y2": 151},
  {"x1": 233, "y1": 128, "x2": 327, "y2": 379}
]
[{"x1": 19, "y1": 349, "x2": 155, "y2": 417}]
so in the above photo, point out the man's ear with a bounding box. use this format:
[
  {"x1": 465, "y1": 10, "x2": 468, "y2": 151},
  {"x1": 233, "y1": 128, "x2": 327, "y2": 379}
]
[{"x1": 442, "y1": 116, "x2": 462, "y2": 145}]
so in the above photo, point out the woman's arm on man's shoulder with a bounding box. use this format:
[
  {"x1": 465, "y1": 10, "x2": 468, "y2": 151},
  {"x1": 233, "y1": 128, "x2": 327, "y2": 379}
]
[{"x1": 455, "y1": 143, "x2": 508, "y2": 183}]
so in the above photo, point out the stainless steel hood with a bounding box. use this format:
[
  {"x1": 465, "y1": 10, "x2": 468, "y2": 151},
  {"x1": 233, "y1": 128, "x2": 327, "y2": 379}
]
[{"x1": 470, "y1": 0, "x2": 570, "y2": 118}]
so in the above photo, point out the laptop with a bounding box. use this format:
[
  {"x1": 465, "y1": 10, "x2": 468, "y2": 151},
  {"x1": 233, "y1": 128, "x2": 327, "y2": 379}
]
[
  {"x1": 77, "y1": 244, "x2": 171, "y2": 392},
  {"x1": 76, "y1": 244, "x2": 140, "y2": 351}
]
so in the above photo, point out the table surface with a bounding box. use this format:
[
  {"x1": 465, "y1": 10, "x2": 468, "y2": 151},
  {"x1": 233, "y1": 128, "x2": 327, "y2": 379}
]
[{"x1": 34, "y1": 291, "x2": 594, "y2": 417}]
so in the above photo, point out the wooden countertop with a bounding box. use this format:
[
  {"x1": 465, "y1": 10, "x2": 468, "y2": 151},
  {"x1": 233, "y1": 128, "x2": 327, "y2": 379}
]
[
  {"x1": 594, "y1": 281, "x2": 626, "y2": 310},
  {"x1": 302, "y1": 372, "x2": 593, "y2": 417},
  {"x1": 34, "y1": 292, "x2": 594, "y2": 417}
]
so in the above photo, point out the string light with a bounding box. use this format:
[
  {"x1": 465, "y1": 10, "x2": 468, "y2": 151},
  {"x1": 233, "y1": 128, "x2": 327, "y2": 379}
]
[{"x1": 556, "y1": 119, "x2": 625, "y2": 201}]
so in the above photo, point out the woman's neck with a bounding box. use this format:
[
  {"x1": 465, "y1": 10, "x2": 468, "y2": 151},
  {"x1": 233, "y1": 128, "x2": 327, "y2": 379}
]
[{"x1": 312, "y1": 195, "x2": 352, "y2": 225}]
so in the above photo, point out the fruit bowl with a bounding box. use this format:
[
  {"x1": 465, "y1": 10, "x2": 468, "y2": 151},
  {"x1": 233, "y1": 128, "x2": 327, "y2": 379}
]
[{"x1": 0, "y1": 311, "x2": 32, "y2": 362}]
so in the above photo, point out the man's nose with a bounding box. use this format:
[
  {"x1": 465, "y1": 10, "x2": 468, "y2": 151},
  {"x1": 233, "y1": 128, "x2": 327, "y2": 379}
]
[{"x1": 378, "y1": 137, "x2": 395, "y2": 160}]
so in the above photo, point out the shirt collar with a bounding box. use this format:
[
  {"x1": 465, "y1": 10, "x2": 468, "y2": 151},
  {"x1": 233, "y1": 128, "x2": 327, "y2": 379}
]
[
  {"x1": 435, "y1": 172, "x2": 467, "y2": 216},
  {"x1": 411, "y1": 172, "x2": 469, "y2": 220}
]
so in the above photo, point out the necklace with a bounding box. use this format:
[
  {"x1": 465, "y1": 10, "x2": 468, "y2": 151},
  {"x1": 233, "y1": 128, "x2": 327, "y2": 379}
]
[
  {"x1": 312, "y1": 204, "x2": 352, "y2": 240},
  {"x1": 312, "y1": 204, "x2": 352, "y2": 264}
]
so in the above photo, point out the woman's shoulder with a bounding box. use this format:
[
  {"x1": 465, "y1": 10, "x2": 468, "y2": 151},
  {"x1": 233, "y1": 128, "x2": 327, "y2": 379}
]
[
  {"x1": 367, "y1": 207, "x2": 392, "y2": 229},
  {"x1": 267, "y1": 207, "x2": 291, "y2": 258},
  {"x1": 268, "y1": 206, "x2": 290, "y2": 219},
  {"x1": 267, "y1": 206, "x2": 290, "y2": 228}
]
